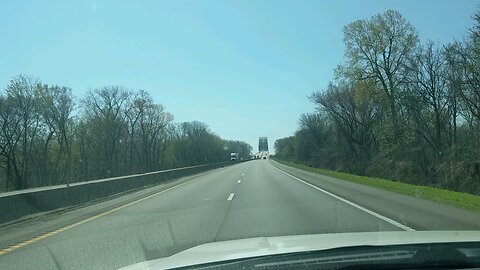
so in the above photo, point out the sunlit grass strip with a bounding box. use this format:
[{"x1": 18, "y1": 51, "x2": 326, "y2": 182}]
[{"x1": 273, "y1": 159, "x2": 480, "y2": 212}]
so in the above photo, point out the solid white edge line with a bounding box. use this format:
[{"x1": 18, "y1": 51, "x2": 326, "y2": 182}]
[
  {"x1": 227, "y1": 193, "x2": 235, "y2": 201},
  {"x1": 270, "y1": 162, "x2": 415, "y2": 232}
]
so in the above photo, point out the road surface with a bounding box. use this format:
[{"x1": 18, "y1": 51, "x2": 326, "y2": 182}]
[{"x1": 0, "y1": 159, "x2": 479, "y2": 270}]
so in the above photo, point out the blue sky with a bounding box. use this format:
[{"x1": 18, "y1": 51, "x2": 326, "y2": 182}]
[{"x1": 0, "y1": 0, "x2": 477, "y2": 152}]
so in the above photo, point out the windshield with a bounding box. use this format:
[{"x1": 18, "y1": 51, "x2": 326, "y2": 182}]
[{"x1": 1, "y1": 1, "x2": 480, "y2": 270}]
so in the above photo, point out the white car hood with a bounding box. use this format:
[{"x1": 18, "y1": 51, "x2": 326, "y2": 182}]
[{"x1": 120, "y1": 231, "x2": 480, "y2": 270}]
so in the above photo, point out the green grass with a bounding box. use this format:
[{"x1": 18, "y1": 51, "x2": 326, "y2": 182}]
[{"x1": 273, "y1": 158, "x2": 480, "y2": 212}]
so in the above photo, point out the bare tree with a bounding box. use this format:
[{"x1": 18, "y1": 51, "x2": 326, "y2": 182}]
[
  {"x1": 406, "y1": 41, "x2": 449, "y2": 160},
  {"x1": 138, "y1": 102, "x2": 173, "y2": 171},
  {"x1": 81, "y1": 86, "x2": 131, "y2": 177},
  {"x1": 36, "y1": 84, "x2": 75, "y2": 184},
  {"x1": 0, "y1": 75, "x2": 41, "y2": 190},
  {"x1": 310, "y1": 81, "x2": 379, "y2": 162}
]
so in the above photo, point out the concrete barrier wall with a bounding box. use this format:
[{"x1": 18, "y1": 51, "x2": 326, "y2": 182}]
[{"x1": 0, "y1": 162, "x2": 237, "y2": 225}]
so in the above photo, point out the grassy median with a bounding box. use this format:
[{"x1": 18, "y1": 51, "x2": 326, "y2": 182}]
[{"x1": 273, "y1": 159, "x2": 480, "y2": 212}]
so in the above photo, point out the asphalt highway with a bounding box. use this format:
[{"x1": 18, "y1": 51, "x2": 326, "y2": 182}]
[{"x1": 0, "y1": 159, "x2": 479, "y2": 270}]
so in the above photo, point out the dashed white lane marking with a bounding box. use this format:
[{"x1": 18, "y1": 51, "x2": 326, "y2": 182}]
[
  {"x1": 227, "y1": 193, "x2": 235, "y2": 201},
  {"x1": 238, "y1": 180, "x2": 242, "y2": 184},
  {"x1": 270, "y1": 163, "x2": 415, "y2": 231}
]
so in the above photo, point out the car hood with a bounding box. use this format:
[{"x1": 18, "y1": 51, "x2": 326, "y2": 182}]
[{"x1": 120, "y1": 231, "x2": 480, "y2": 270}]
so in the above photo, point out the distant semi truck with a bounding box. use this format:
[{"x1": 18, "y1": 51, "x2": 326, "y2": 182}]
[{"x1": 230, "y1": 152, "x2": 239, "y2": 161}]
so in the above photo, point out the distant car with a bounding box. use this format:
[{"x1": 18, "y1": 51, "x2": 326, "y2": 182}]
[{"x1": 263, "y1": 157, "x2": 267, "y2": 159}]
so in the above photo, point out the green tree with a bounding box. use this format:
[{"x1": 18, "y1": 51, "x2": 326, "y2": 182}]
[{"x1": 342, "y1": 10, "x2": 418, "y2": 155}]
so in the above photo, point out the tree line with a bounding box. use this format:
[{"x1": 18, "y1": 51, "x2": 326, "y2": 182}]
[
  {"x1": 0, "y1": 76, "x2": 252, "y2": 191},
  {"x1": 275, "y1": 9, "x2": 480, "y2": 194}
]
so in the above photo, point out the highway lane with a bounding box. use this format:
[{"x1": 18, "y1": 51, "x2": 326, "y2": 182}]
[
  {"x1": 272, "y1": 160, "x2": 480, "y2": 230},
  {"x1": 0, "y1": 159, "x2": 476, "y2": 270}
]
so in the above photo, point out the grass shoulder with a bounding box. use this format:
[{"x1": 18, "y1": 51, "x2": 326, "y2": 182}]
[{"x1": 273, "y1": 158, "x2": 480, "y2": 212}]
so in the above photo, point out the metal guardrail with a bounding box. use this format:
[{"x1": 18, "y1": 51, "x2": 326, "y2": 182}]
[{"x1": 0, "y1": 161, "x2": 241, "y2": 225}]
